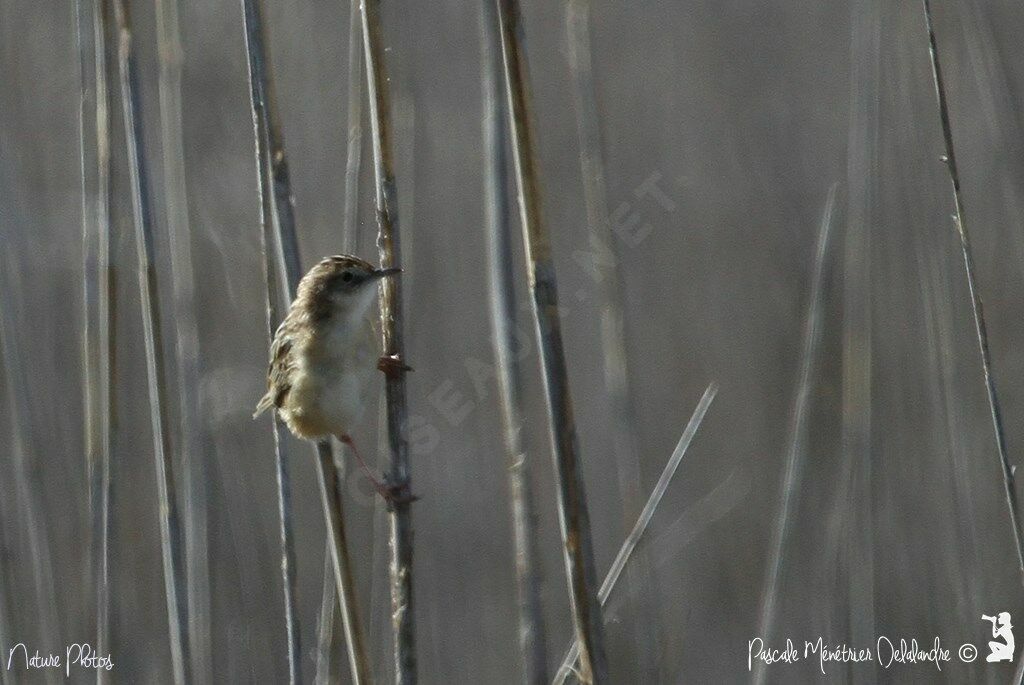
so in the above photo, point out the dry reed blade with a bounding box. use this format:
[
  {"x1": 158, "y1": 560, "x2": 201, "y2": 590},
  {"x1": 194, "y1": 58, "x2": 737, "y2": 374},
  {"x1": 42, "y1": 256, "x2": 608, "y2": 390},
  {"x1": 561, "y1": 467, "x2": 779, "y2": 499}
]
[
  {"x1": 553, "y1": 383, "x2": 718, "y2": 684},
  {"x1": 153, "y1": 0, "x2": 213, "y2": 678},
  {"x1": 919, "y1": 0, "x2": 1024, "y2": 580},
  {"x1": 0, "y1": 257, "x2": 62, "y2": 685},
  {"x1": 481, "y1": 0, "x2": 549, "y2": 681},
  {"x1": 239, "y1": 0, "x2": 303, "y2": 681},
  {"x1": 564, "y1": 1, "x2": 662, "y2": 679},
  {"x1": 316, "y1": 441, "x2": 372, "y2": 685},
  {"x1": 109, "y1": 0, "x2": 191, "y2": 680},
  {"x1": 751, "y1": 184, "x2": 837, "y2": 685},
  {"x1": 919, "y1": 5, "x2": 1024, "y2": 680},
  {"x1": 0, "y1": 517, "x2": 9, "y2": 685},
  {"x1": 359, "y1": 1, "x2": 417, "y2": 682},
  {"x1": 341, "y1": 0, "x2": 364, "y2": 255},
  {"x1": 843, "y1": 2, "x2": 879, "y2": 675},
  {"x1": 76, "y1": 0, "x2": 114, "y2": 682},
  {"x1": 316, "y1": 0, "x2": 367, "y2": 680},
  {"x1": 492, "y1": 1, "x2": 609, "y2": 681},
  {"x1": 315, "y1": 533, "x2": 338, "y2": 685}
]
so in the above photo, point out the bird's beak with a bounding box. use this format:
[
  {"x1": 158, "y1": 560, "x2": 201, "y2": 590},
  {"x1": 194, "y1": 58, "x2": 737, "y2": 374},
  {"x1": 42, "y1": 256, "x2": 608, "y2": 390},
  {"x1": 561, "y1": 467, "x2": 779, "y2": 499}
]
[{"x1": 372, "y1": 266, "x2": 402, "y2": 279}]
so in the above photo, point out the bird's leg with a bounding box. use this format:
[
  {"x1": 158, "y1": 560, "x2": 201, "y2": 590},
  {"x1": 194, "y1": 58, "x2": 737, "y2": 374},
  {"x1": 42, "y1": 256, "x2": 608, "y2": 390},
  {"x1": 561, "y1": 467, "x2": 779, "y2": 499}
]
[
  {"x1": 377, "y1": 354, "x2": 413, "y2": 379},
  {"x1": 338, "y1": 434, "x2": 418, "y2": 508},
  {"x1": 337, "y1": 434, "x2": 388, "y2": 496}
]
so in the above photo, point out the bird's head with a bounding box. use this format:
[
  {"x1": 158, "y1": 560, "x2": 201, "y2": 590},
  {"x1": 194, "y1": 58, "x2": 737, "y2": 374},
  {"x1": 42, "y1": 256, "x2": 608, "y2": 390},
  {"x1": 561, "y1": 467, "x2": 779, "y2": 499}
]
[{"x1": 298, "y1": 254, "x2": 400, "y2": 322}]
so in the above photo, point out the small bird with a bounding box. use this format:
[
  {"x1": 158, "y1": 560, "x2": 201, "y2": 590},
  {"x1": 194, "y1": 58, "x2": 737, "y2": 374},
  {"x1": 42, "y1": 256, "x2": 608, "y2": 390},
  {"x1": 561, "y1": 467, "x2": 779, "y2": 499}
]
[{"x1": 254, "y1": 255, "x2": 403, "y2": 499}]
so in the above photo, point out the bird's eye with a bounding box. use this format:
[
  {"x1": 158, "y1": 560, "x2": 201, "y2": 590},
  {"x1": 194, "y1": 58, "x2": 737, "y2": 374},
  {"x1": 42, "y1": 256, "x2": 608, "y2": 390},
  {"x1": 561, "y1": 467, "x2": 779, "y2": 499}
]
[{"x1": 341, "y1": 271, "x2": 354, "y2": 283}]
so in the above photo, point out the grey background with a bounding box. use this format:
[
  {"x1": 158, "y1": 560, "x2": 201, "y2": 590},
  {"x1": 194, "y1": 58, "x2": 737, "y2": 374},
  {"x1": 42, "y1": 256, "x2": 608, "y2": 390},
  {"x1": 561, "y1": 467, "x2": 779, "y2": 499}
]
[{"x1": 2, "y1": 0, "x2": 1024, "y2": 682}]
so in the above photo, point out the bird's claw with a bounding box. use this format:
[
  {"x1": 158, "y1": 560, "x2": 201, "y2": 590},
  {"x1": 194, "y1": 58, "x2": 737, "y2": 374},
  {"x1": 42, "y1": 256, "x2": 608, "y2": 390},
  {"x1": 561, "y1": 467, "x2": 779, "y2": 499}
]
[
  {"x1": 381, "y1": 476, "x2": 419, "y2": 510},
  {"x1": 378, "y1": 354, "x2": 413, "y2": 379}
]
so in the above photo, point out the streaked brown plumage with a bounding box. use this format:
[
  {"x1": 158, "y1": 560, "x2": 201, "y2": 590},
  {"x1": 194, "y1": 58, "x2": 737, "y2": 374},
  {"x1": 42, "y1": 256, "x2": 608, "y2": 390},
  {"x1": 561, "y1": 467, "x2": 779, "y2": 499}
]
[{"x1": 254, "y1": 255, "x2": 398, "y2": 441}]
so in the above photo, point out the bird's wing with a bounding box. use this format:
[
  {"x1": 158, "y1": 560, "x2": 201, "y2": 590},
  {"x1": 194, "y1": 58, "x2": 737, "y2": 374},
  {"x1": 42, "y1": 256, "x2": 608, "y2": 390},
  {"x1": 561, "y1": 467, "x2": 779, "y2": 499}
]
[{"x1": 253, "y1": 320, "x2": 295, "y2": 417}]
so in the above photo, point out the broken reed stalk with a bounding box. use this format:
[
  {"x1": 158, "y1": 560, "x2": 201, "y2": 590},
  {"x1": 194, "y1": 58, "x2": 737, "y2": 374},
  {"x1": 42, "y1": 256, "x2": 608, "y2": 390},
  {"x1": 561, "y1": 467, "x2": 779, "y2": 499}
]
[
  {"x1": 480, "y1": 0, "x2": 549, "y2": 682},
  {"x1": 493, "y1": 0, "x2": 608, "y2": 681},
  {"x1": 109, "y1": 1, "x2": 191, "y2": 682},
  {"x1": 564, "y1": 2, "x2": 662, "y2": 679},
  {"x1": 359, "y1": 1, "x2": 416, "y2": 681},
  {"x1": 240, "y1": 1, "x2": 371, "y2": 682},
  {"x1": 553, "y1": 383, "x2": 718, "y2": 684},
  {"x1": 154, "y1": 0, "x2": 213, "y2": 678},
  {"x1": 919, "y1": 0, "x2": 1024, "y2": 580},
  {"x1": 76, "y1": 0, "x2": 114, "y2": 682},
  {"x1": 316, "y1": 1, "x2": 366, "y2": 681},
  {"x1": 752, "y1": 184, "x2": 837, "y2": 685}
]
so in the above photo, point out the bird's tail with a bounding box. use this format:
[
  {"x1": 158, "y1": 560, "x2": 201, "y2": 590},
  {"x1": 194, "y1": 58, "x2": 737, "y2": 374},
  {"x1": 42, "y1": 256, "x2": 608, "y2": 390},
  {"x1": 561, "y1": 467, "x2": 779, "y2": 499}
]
[{"x1": 253, "y1": 392, "x2": 274, "y2": 419}]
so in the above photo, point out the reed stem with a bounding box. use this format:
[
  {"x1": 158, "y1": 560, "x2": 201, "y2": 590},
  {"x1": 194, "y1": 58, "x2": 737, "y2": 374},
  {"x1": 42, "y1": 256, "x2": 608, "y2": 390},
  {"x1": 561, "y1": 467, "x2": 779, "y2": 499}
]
[
  {"x1": 553, "y1": 383, "x2": 718, "y2": 684},
  {"x1": 109, "y1": 0, "x2": 191, "y2": 680},
  {"x1": 316, "y1": 0, "x2": 367, "y2": 679},
  {"x1": 481, "y1": 1, "x2": 549, "y2": 681},
  {"x1": 342, "y1": 0, "x2": 364, "y2": 255},
  {"x1": 241, "y1": 1, "x2": 372, "y2": 681},
  {"x1": 316, "y1": 442, "x2": 372, "y2": 684},
  {"x1": 76, "y1": 0, "x2": 113, "y2": 681},
  {"x1": 0, "y1": 258, "x2": 62, "y2": 685},
  {"x1": 359, "y1": 1, "x2": 417, "y2": 681},
  {"x1": 564, "y1": 2, "x2": 662, "y2": 679},
  {"x1": 492, "y1": 0, "x2": 608, "y2": 681},
  {"x1": 154, "y1": 0, "x2": 213, "y2": 678},
  {"x1": 919, "y1": 0, "x2": 1024, "y2": 583},
  {"x1": 752, "y1": 185, "x2": 837, "y2": 685},
  {"x1": 238, "y1": 1, "x2": 302, "y2": 680}
]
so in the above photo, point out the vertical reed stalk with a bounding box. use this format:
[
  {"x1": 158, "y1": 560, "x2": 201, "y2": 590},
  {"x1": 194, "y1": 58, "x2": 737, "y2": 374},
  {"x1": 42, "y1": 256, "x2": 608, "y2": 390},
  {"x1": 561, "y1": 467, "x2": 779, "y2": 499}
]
[
  {"x1": 77, "y1": 0, "x2": 100, "y2": 509},
  {"x1": 316, "y1": 1, "x2": 366, "y2": 680},
  {"x1": 564, "y1": 2, "x2": 661, "y2": 679},
  {"x1": 241, "y1": 1, "x2": 371, "y2": 682},
  {"x1": 919, "y1": 0, "x2": 1024, "y2": 581},
  {"x1": 752, "y1": 185, "x2": 837, "y2": 685},
  {"x1": 341, "y1": 0, "x2": 364, "y2": 255},
  {"x1": 0, "y1": 258, "x2": 62, "y2": 685},
  {"x1": 316, "y1": 441, "x2": 372, "y2": 684},
  {"x1": 480, "y1": 1, "x2": 549, "y2": 682},
  {"x1": 359, "y1": 1, "x2": 416, "y2": 681},
  {"x1": 109, "y1": 1, "x2": 191, "y2": 681},
  {"x1": 553, "y1": 383, "x2": 718, "y2": 684},
  {"x1": 250, "y1": 1, "x2": 301, "y2": 303},
  {"x1": 76, "y1": 0, "x2": 113, "y2": 681},
  {"x1": 492, "y1": 0, "x2": 608, "y2": 681},
  {"x1": 315, "y1": 535, "x2": 338, "y2": 685},
  {"x1": 238, "y1": 2, "x2": 303, "y2": 682},
  {"x1": 843, "y1": 3, "x2": 879, "y2": 676},
  {"x1": 0, "y1": 519, "x2": 8, "y2": 685},
  {"x1": 154, "y1": 0, "x2": 213, "y2": 679}
]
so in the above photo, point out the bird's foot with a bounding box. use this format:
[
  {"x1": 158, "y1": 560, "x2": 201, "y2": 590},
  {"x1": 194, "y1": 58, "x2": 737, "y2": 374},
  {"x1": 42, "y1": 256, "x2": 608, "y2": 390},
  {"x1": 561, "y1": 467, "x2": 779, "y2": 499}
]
[
  {"x1": 380, "y1": 475, "x2": 419, "y2": 510},
  {"x1": 338, "y1": 434, "x2": 418, "y2": 509},
  {"x1": 377, "y1": 354, "x2": 413, "y2": 379}
]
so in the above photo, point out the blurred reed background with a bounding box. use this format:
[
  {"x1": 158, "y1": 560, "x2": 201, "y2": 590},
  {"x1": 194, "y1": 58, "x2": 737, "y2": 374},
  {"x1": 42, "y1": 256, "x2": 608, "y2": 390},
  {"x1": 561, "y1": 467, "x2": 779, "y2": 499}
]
[{"x1": 2, "y1": 0, "x2": 1024, "y2": 683}]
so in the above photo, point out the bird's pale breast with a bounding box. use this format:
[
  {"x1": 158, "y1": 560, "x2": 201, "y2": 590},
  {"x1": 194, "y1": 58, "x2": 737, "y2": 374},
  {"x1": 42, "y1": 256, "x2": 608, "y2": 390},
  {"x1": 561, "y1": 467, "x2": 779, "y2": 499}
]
[{"x1": 279, "y1": 317, "x2": 377, "y2": 440}]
